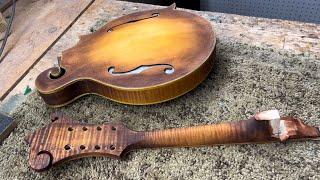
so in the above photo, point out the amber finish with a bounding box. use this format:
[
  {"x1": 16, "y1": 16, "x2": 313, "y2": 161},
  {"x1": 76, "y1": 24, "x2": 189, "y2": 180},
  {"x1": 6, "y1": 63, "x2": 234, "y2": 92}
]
[
  {"x1": 25, "y1": 110, "x2": 320, "y2": 171},
  {"x1": 35, "y1": 4, "x2": 216, "y2": 107}
]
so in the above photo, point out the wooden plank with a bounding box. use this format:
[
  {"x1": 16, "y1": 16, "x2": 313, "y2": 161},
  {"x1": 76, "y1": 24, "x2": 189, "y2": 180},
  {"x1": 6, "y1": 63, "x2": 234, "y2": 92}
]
[
  {"x1": 0, "y1": 0, "x2": 15, "y2": 12},
  {"x1": 0, "y1": 0, "x2": 94, "y2": 100}
]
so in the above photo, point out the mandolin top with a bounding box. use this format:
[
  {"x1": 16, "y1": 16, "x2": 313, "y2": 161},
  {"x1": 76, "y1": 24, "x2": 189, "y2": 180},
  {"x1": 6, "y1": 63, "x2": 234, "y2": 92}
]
[{"x1": 35, "y1": 4, "x2": 216, "y2": 107}]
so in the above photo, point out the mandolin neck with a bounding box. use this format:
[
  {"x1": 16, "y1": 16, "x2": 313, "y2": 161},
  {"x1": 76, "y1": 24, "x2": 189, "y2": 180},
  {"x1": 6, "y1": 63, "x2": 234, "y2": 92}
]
[
  {"x1": 131, "y1": 115, "x2": 320, "y2": 150},
  {"x1": 132, "y1": 119, "x2": 272, "y2": 149},
  {"x1": 25, "y1": 110, "x2": 320, "y2": 171}
]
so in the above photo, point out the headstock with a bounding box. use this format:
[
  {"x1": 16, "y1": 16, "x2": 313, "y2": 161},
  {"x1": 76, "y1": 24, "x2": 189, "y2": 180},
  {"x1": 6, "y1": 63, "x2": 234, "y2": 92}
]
[{"x1": 25, "y1": 112, "x2": 140, "y2": 171}]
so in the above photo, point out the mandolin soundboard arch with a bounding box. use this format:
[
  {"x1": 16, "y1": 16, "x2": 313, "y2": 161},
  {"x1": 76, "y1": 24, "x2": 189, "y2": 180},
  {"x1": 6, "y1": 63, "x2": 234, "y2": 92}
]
[{"x1": 35, "y1": 4, "x2": 216, "y2": 106}]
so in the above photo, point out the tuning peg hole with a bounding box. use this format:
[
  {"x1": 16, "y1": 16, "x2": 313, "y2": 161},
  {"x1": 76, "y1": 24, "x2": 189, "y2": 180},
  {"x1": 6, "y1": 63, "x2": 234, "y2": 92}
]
[
  {"x1": 110, "y1": 145, "x2": 115, "y2": 150},
  {"x1": 80, "y1": 145, "x2": 86, "y2": 150},
  {"x1": 64, "y1": 144, "x2": 71, "y2": 150}
]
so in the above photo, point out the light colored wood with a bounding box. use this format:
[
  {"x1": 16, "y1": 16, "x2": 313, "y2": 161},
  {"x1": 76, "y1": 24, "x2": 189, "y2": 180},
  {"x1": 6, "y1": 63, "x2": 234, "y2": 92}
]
[
  {"x1": 0, "y1": 0, "x2": 94, "y2": 100},
  {"x1": 0, "y1": 0, "x2": 15, "y2": 12}
]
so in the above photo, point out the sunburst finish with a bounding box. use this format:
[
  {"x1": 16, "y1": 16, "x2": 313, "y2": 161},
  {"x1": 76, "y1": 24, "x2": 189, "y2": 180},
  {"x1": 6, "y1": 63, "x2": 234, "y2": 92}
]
[{"x1": 35, "y1": 4, "x2": 216, "y2": 107}]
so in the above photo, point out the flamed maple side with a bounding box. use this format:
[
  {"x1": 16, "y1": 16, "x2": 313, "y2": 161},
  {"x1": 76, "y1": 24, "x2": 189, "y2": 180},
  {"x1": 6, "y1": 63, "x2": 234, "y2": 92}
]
[
  {"x1": 25, "y1": 110, "x2": 320, "y2": 171},
  {"x1": 35, "y1": 4, "x2": 216, "y2": 107}
]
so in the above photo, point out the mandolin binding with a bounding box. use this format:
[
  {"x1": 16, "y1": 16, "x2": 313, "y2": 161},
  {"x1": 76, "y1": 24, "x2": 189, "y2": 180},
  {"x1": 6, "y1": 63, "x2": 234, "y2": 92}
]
[{"x1": 35, "y1": 4, "x2": 216, "y2": 107}]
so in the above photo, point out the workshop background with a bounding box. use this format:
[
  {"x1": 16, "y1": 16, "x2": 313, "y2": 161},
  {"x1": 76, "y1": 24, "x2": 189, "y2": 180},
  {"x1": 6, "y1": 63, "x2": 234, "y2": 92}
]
[{"x1": 130, "y1": 0, "x2": 320, "y2": 23}]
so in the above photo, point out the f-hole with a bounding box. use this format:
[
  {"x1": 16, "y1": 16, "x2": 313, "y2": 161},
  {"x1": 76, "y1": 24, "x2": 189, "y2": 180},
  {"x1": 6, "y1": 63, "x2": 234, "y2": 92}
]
[
  {"x1": 108, "y1": 64, "x2": 174, "y2": 76},
  {"x1": 106, "y1": 12, "x2": 160, "y2": 32}
]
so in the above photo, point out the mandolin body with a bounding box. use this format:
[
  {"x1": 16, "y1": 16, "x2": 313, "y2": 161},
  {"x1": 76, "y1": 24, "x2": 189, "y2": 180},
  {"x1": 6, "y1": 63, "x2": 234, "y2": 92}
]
[{"x1": 35, "y1": 4, "x2": 216, "y2": 107}]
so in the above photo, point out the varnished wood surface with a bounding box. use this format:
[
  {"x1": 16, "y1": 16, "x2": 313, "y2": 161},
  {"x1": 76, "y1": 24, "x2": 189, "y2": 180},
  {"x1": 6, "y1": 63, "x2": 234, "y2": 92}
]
[
  {"x1": 25, "y1": 110, "x2": 320, "y2": 171},
  {"x1": 35, "y1": 4, "x2": 216, "y2": 106}
]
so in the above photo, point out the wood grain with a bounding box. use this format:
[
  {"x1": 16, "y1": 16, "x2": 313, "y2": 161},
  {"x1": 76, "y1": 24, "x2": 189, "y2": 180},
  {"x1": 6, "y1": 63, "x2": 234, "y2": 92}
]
[
  {"x1": 35, "y1": 4, "x2": 216, "y2": 106},
  {"x1": 0, "y1": 0, "x2": 94, "y2": 100},
  {"x1": 25, "y1": 110, "x2": 320, "y2": 172},
  {"x1": 0, "y1": 0, "x2": 16, "y2": 12}
]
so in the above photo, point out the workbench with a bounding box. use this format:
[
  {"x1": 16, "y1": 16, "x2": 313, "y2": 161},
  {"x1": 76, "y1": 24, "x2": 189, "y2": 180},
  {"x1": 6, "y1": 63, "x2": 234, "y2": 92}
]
[{"x1": 0, "y1": 0, "x2": 319, "y2": 179}]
